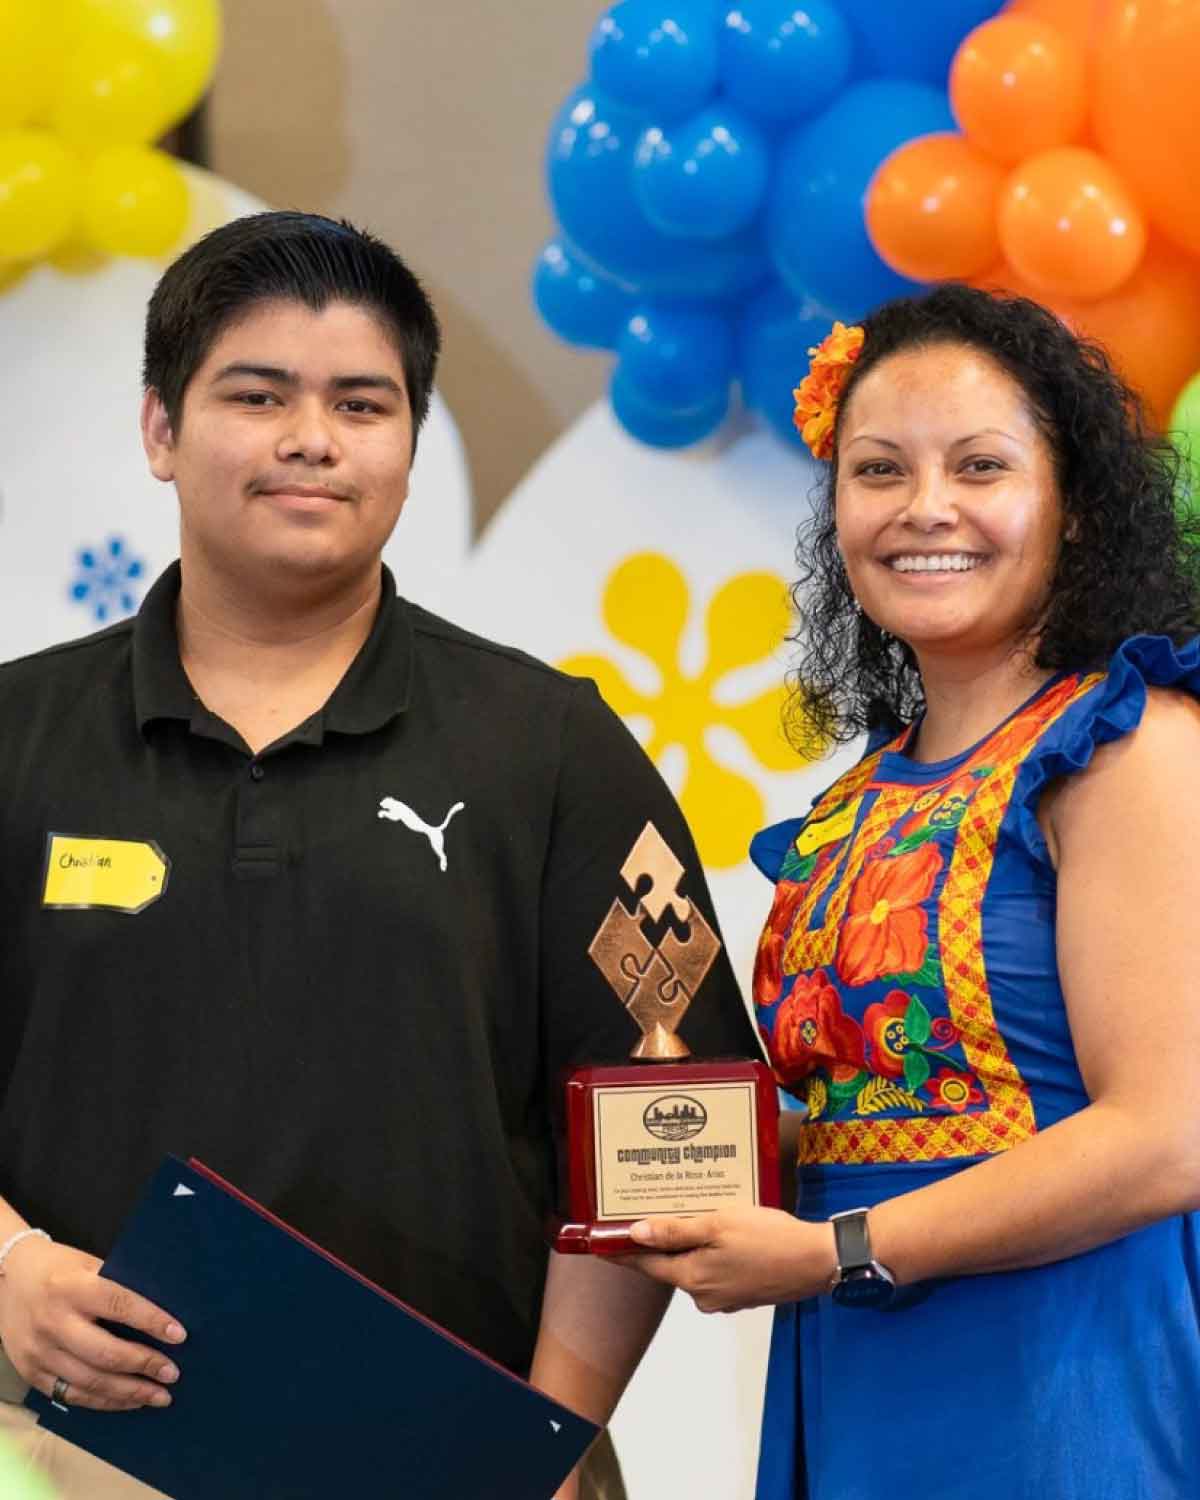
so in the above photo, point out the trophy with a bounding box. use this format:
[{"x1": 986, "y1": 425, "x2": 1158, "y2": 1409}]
[{"x1": 553, "y1": 823, "x2": 779, "y2": 1255}]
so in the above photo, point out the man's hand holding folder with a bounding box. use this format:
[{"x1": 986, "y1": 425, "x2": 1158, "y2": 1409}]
[
  {"x1": 24, "y1": 1158, "x2": 599, "y2": 1500},
  {"x1": 0, "y1": 1234, "x2": 185, "y2": 1414}
]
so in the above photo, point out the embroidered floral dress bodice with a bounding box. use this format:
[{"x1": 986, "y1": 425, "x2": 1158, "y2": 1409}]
[
  {"x1": 750, "y1": 637, "x2": 1200, "y2": 1500},
  {"x1": 754, "y1": 670, "x2": 1096, "y2": 1164}
]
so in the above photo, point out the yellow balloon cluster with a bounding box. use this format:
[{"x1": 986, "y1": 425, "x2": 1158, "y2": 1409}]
[{"x1": 0, "y1": 0, "x2": 221, "y2": 267}]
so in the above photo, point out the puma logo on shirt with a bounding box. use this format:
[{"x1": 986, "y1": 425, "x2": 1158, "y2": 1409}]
[{"x1": 377, "y1": 796, "x2": 465, "y2": 872}]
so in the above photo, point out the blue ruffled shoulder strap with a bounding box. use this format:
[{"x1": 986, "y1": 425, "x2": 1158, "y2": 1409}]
[
  {"x1": 1010, "y1": 634, "x2": 1200, "y2": 863},
  {"x1": 749, "y1": 817, "x2": 807, "y2": 882}
]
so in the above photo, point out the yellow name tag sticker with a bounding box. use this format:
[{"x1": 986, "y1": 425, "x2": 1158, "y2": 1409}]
[
  {"x1": 794, "y1": 796, "x2": 862, "y2": 857},
  {"x1": 42, "y1": 836, "x2": 170, "y2": 914}
]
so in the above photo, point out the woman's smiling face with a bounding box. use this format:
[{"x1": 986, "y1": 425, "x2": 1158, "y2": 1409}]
[{"x1": 834, "y1": 341, "x2": 1064, "y2": 667}]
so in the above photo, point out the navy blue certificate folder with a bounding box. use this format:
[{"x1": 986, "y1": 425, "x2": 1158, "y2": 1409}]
[{"x1": 26, "y1": 1157, "x2": 598, "y2": 1499}]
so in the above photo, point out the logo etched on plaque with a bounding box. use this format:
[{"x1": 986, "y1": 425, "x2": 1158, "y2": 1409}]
[{"x1": 642, "y1": 1095, "x2": 708, "y2": 1142}]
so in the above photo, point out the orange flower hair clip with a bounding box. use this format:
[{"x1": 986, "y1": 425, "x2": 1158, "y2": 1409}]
[{"x1": 792, "y1": 321, "x2": 865, "y2": 461}]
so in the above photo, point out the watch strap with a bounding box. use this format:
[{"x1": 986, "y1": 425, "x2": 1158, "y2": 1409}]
[{"x1": 830, "y1": 1207, "x2": 874, "y2": 1274}]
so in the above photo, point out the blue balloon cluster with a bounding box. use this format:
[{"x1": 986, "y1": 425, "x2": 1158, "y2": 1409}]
[{"x1": 533, "y1": 0, "x2": 999, "y2": 449}]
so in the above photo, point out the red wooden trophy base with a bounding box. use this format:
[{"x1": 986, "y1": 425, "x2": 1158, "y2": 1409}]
[{"x1": 552, "y1": 1057, "x2": 779, "y2": 1256}]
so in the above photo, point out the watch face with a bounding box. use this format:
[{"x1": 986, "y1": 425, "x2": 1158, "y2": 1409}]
[{"x1": 832, "y1": 1269, "x2": 895, "y2": 1309}]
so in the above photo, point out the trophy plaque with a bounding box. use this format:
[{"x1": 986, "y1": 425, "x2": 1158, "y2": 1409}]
[{"x1": 553, "y1": 823, "x2": 779, "y2": 1256}]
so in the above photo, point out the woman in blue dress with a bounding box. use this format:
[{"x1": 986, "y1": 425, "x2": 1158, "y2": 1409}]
[{"x1": 624, "y1": 284, "x2": 1200, "y2": 1498}]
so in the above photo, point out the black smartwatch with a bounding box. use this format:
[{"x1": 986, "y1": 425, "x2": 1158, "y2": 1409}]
[{"x1": 828, "y1": 1208, "x2": 896, "y2": 1309}]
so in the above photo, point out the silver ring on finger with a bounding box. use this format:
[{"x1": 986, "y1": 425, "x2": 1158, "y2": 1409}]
[{"x1": 50, "y1": 1375, "x2": 70, "y2": 1410}]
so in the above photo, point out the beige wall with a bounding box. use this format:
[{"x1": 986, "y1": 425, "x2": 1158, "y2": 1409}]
[{"x1": 207, "y1": 0, "x2": 608, "y2": 530}]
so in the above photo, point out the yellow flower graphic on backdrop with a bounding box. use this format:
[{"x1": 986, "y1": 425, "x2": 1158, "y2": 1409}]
[{"x1": 559, "y1": 552, "x2": 822, "y2": 869}]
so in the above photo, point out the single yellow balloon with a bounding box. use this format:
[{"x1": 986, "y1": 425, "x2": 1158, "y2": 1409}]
[
  {"x1": 50, "y1": 37, "x2": 169, "y2": 149},
  {"x1": 0, "y1": 5, "x2": 64, "y2": 128},
  {"x1": 81, "y1": 145, "x2": 190, "y2": 257},
  {"x1": 68, "y1": 0, "x2": 222, "y2": 129},
  {"x1": 0, "y1": 129, "x2": 80, "y2": 259}
]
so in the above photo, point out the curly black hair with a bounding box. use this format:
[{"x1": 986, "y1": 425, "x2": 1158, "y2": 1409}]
[{"x1": 785, "y1": 281, "x2": 1200, "y2": 752}]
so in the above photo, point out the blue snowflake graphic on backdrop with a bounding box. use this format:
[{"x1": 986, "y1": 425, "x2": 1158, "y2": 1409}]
[{"x1": 69, "y1": 537, "x2": 146, "y2": 623}]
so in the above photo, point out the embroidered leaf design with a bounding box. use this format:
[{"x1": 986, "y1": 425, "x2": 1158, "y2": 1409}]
[
  {"x1": 880, "y1": 946, "x2": 942, "y2": 990},
  {"x1": 827, "y1": 1069, "x2": 869, "y2": 1103},
  {"x1": 780, "y1": 848, "x2": 818, "y2": 882},
  {"x1": 910, "y1": 948, "x2": 943, "y2": 989},
  {"x1": 891, "y1": 825, "x2": 940, "y2": 856},
  {"x1": 971, "y1": 765, "x2": 992, "y2": 779},
  {"x1": 805, "y1": 1077, "x2": 828, "y2": 1122},
  {"x1": 903, "y1": 1050, "x2": 931, "y2": 1093},
  {"x1": 856, "y1": 1075, "x2": 926, "y2": 1114},
  {"x1": 903, "y1": 995, "x2": 931, "y2": 1045}
]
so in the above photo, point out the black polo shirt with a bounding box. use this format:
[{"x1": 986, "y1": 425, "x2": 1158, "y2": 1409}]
[{"x1": 0, "y1": 564, "x2": 756, "y2": 1374}]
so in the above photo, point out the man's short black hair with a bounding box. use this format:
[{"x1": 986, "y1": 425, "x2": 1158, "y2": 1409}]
[{"x1": 143, "y1": 210, "x2": 441, "y2": 452}]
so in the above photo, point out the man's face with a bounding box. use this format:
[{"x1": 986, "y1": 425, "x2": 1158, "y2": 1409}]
[{"x1": 141, "y1": 297, "x2": 414, "y2": 592}]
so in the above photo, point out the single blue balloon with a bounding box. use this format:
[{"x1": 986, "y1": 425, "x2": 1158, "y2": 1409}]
[
  {"x1": 738, "y1": 280, "x2": 838, "y2": 447},
  {"x1": 633, "y1": 104, "x2": 770, "y2": 240},
  {"x1": 590, "y1": 0, "x2": 721, "y2": 120},
  {"x1": 611, "y1": 365, "x2": 730, "y2": 448},
  {"x1": 719, "y1": 0, "x2": 855, "y2": 125},
  {"x1": 766, "y1": 79, "x2": 952, "y2": 315},
  {"x1": 532, "y1": 239, "x2": 636, "y2": 350},
  {"x1": 617, "y1": 304, "x2": 735, "y2": 411},
  {"x1": 546, "y1": 82, "x2": 770, "y2": 301},
  {"x1": 835, "y1": 0, "x2": 1002, "y2": 85}
]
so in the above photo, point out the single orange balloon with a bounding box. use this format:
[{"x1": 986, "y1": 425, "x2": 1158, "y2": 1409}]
[
  {"x1": 998, "y1": 146, "x2": 1147, "y2": 301},
  {"x1": 866, "y1": 133, "x2": 1004, "y2": 281},
  {"x1": 969, "y1": 243, "x2": 1200, "y2": 429},
  {"x1": 1061, "y1": 242, "x2": 1200, "y2": 428},
  {"x1": 951, "y1": 15, "x2": 1088, "y2": 165},
  {"x1": 1094, "y1": 0, "x2": 1200, "y2": 257},
  {"x1": 1004, "y1": 0, "x2": 1097, "y2": 52}
]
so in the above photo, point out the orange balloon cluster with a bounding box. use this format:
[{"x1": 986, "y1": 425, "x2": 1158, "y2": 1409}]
[{"x1": 865, "y1": 0, "x2": 1200, "y2": 427}]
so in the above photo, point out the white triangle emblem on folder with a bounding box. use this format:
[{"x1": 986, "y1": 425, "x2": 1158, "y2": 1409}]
[
  {"x1": 173, "y1": 1183, "x2": 195, "y2": 1197},
  {"x1": 550, "y1": 1420, "x2": 561, "y2": 1433}
]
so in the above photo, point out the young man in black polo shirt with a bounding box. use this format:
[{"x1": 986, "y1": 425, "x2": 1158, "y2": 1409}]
[{"x1": 0, "y1": 212, "x2": 758, "y2": 1498}]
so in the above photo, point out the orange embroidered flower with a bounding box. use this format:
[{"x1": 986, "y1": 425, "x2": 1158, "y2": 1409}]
[
  {"x1": 792, "y1": 321, "x2": 865, "y2": 461},
  {"x1": 862, "y1": 989, "x2": 914, "y2": 1079},
  {"x1": 771, "y1": 968, "x2": 866, "y2": 1084},
  {"x1": 752, "y1": 881, "x2": 807, "y2": 1011},
  {"x1": 925, "y1": 1067, "x2": 984, "y2": 1114},
  {"x1": 835, "y1": 842, "x2": 942, "y2": 988}
]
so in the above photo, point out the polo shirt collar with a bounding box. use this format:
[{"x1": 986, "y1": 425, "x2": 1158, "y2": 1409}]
[
  {"x1": 323, "y1": 566, "x2": 413, "y2": 735},
  {"x1": 133, "y1": 561, "x2": 413, "y2": 740},
  {"x1": 132, "y1": 562, "x2": 194, "y2": 731}
]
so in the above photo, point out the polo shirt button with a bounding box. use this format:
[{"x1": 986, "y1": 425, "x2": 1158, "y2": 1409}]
[{"x1": 250, "y1": 762, "x2": 264, "y2": 781}]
